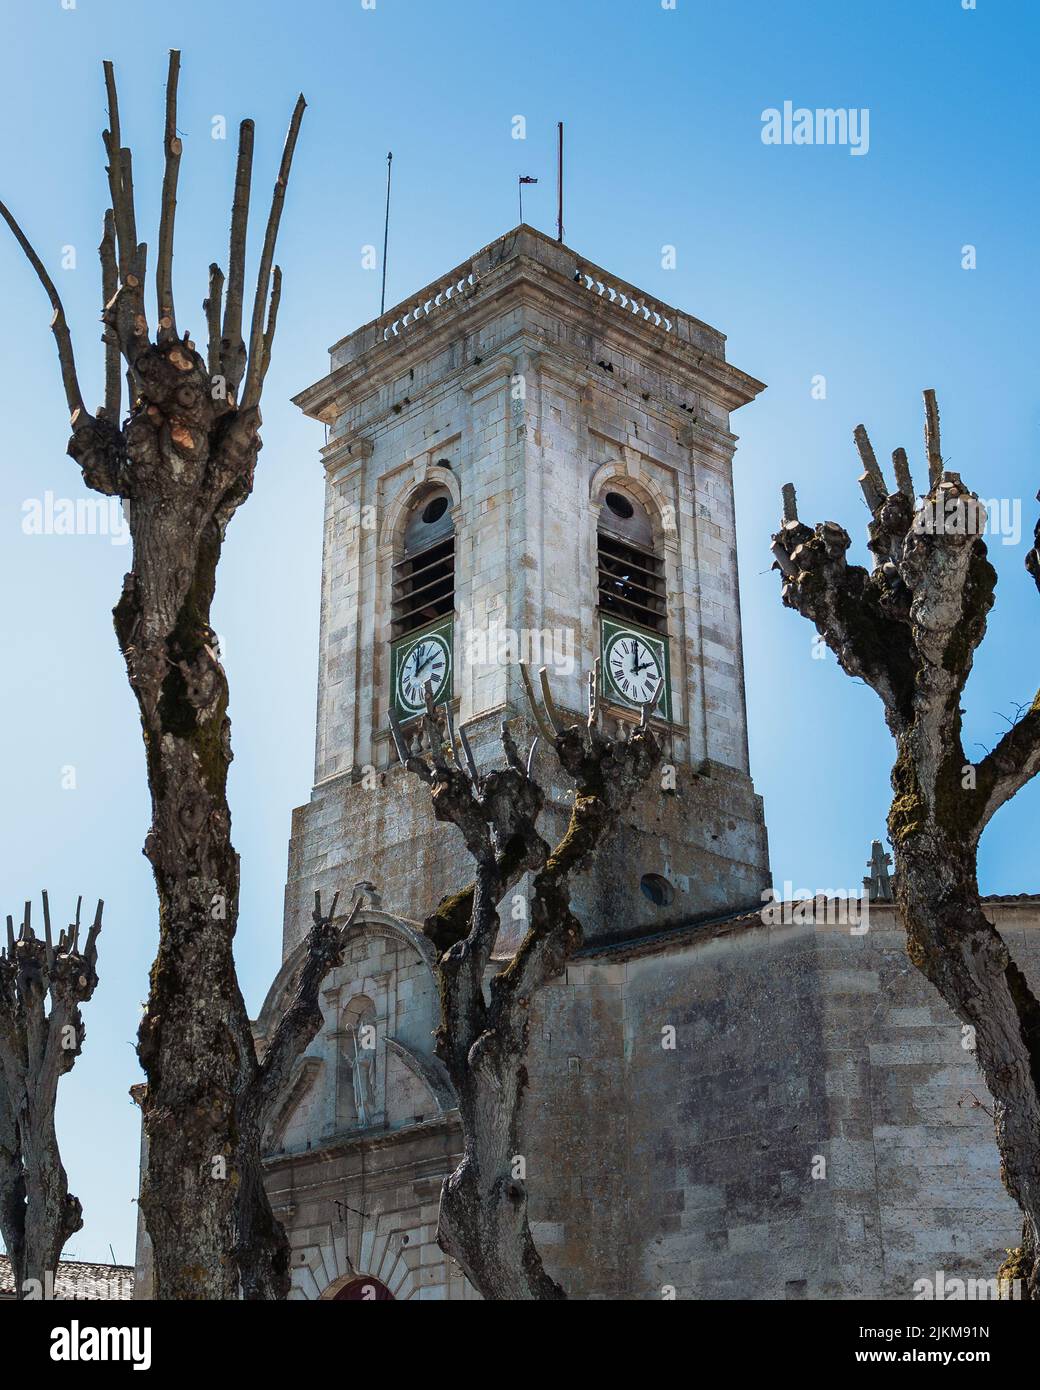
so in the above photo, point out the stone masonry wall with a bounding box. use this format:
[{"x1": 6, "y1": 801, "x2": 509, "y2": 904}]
[
  {"x1": 518, "y1": 900, "x2": 1037, "y2": 1300},
  {"x1": 269, "y1": 899, "x2": 1039, "y2": 1301}
]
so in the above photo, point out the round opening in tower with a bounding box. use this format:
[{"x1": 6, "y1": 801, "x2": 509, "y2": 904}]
[
  {"x1": 605, "y1": 491, "x2": 635, "y2": 520},
  {"x1": 421, "y1": 495, "x2": 449, "y2": 524},
  {"x1": 639, "y1": 873, "x2": 674, "y2": 907}
]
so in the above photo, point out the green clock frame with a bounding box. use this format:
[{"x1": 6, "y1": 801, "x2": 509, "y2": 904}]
[
  {"x1": 390, "y1": 616, "x2": 454, "y2": 722},
  {"x1": 599, "y1": 616, "x2": 671, "y2": 722}
]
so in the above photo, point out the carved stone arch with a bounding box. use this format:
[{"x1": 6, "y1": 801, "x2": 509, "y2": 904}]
[
  {"x1": 589, "y1": 457, "x2": 677, "y2": 546},
  {"x1": 379, "y1": 454, "x2": 462, "y2": 549},
  {"x1": 385, "y1": 1036, "x2": 455, "y2": 1114},
  {"x1": 290, "y1": 1217, "x2": 419, "y2": 1300},
  {"x1": 254, "y1": 908, "x2": 438, "y2": 1046}
]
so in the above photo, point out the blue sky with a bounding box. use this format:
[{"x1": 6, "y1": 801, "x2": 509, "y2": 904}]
[{"x1": 0, "y1": 0, "x2": 1036, "y2": 1264}]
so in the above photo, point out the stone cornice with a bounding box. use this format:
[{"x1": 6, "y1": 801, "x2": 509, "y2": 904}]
[
  {"x1": 460, "y1": 352, "x2": 516, "y2": 399},
  {"x1": 263, "y1": 1113, "x2": 461, "y2": 1180},
  {"x1": 321, "y1": 434, "x2": 373, "y2": 478},
  {"x1": 293, "y1": 225, "x2": 765, "y2": 426}
]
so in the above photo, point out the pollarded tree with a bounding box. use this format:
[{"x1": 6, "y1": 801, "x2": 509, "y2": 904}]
[
  {"x1": 771, "y1": 390, "x2": 1040, "y2": 1297},
  {"x1": 0, "y1": 51, "x2": 345, "y2": 1298},
  {"x1": 0, "y1": 894, "x2": 102, "y2": 1299},
  {"x1": 389, "y1": 665, "x2": 661, "y2": 1299}
]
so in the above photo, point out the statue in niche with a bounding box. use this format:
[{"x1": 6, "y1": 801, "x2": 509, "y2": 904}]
[{"x1": 339, "y1": 994, "x2": 378, "y2": 1129}]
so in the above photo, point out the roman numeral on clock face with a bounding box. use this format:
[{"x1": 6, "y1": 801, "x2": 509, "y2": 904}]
[
  {"x1": 399, "y1": 635, "x2": 449, "y2": 709},
  {"x1": 606, "y1": 632, "x2": 661, "y2": 706}
]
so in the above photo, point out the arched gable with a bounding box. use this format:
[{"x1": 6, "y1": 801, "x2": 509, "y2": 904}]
[
  {"x1": 379, "y1": 456, "x2": 462, "y2": 549},
  {"x1": 589, "y1": 457, "x2": 678, "y2": 545},
  {"x1": 254, "y1": 909, "x2": 437, "y2": 1045}
]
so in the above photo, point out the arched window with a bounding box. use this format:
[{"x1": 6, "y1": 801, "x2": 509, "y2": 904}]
[
  {"x1": 392, "y1": 487, "x2": 455, "y2": 639},
  {"x1": 596, "y1": 490, "x2": 666, "y2": 633}
]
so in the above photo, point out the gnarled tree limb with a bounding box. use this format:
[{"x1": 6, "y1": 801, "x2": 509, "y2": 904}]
[
  {"x1": 0, "y1": 893, "x2": 102, "y2": 1298},
  {"x1": 2, "y1": 53, "x2": 306, "y2": 1299},
  {"x1": 772, "y1": 390, "x2": 1040, "y2": 1297},
  {"x1": 233, "y1": 891, "x2": 362, "y2": 1300},
  {"x1": 393, "y1": 671, "x2": 661, "y2": 1299}
]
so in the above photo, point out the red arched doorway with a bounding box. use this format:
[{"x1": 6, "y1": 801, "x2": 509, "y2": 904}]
[{"x1": 332, "y1": 1276, "x2": 394, "y2": 1301}]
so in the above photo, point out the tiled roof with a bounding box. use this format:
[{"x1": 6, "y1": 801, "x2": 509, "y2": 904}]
[{"x1": 0, "y1": 1254, "x2": 134, "y2": 1300}]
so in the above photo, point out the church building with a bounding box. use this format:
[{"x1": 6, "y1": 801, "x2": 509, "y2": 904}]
[{"x1": 136, "y1": 226, "x2": 1038, "y2": 1300}]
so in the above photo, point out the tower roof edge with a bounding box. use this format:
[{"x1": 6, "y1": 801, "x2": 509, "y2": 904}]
[{"x1": 293, "y1": 224, "x2": 765, "y2": 422}]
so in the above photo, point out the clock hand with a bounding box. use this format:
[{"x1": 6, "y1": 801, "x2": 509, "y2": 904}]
[{"x1": 414, "y1": 647, "x2": 443, "y2": 684}]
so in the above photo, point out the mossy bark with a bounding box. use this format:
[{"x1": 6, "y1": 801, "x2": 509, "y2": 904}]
[
  {"x1": 3, "y1": 58, "x2": 308, "y2": 1298},
  {"x1": 402, "y1": 706, "x2": 660, "y2": 1299},
  {"x1": 773, "y1": 406, "x2": 1040, "y2": 1299},
  {"x1": 0, "y1": 905, "x2": 100, "y2": 1298},
  {"x1": 88, "y1": 341, "x2": 265, "y2": 1299}
]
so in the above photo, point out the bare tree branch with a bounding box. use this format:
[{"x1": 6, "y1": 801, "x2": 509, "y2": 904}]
[
  {"x1": 102, "y1": 60, "x2": 131, "y2": 280},
  {"x1": 99, "y1": 62, "x2": 150, "y2": 379},
  {"x1": 156, "y1": 49, "x2": 182, "y2": 343},
  {"x1": 0, "y1": 201, "x2": 87, "y2": 427},
  {"x1": 241, "y1": 94, "x2": 306, "y2": 411},
  {"x1": 221, "y1": 118, "x2": 254, "y2": 397},
  {"x1": 119, "y1": 150, "x2": 141, "y2": 277},
  {"x1": 972, "y1": 694, "x2": 1040, "y2": 839},
  {"x1": 233, "y1": 891, "x2": 361, "y2": 1301},
  {"x1": 99, "y1": 209, "x2": 120, "y2": 421},
  {"x1": 204, "y1": 262, "x2": 224, "y2": 381},
  {"x1": 924, "y1": 386, "x2": 943, "y2": 487},
  {"x1": 252, "y1": 893, "x2": 361, "y2": 1122},
  {"x1": 257, "y1": 265, "x2": 282, "y2": 391}
]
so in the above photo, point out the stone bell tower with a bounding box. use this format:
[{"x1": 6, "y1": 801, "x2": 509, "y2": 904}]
[{"x1": 284, "y1": 225, "x2": 769, "y2": 956}]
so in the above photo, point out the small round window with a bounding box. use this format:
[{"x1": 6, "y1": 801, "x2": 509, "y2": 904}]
[
  {"x1": 421, "y1": 496, "x2": 449, "y2": 525},
  {"x1": 605, "y1": 491, "x2": 635, "y2": 520},
  {"x1": 640, "y1": 873, "x2": 674, "y2": 907}
]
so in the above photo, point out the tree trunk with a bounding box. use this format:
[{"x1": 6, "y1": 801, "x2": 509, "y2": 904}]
[
  {"x1": 1, "y1": 54, "x2": 309, "y2": 1296},
  {"x1": 393, "y1": 673, "x2": 661, "y2": 1299},
  {"x1": 0, "y1": 896, "x2": 101, "y2": 1298},
  {"x1": 772, "y1": 392, "x2": 1040, "y2": 1298},
  {"x1": 121, "y1": 446, "x2": 255, "y2": 1298},
  {"x1": 896, "y1": 828, "x2": 1040, "y2": 1299},
  {"x1": 433, "y1": 869, "x2": 566, "y2": 1301}
]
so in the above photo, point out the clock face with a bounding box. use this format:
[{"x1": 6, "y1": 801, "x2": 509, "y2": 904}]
[
  {"x1": 605, "y1": 631, "x2": 663, "y2": 705},
  {"x1": 396, "y1": 631, "x2": 451, "y2": 714}
]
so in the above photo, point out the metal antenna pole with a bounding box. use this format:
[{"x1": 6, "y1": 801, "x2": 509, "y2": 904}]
[
  {"x1": 556, "y1": 122, "x2": 564, "y2": 243},
  {"x1": 380, "y1": 151, "x2": 393, "y2": 315}
]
